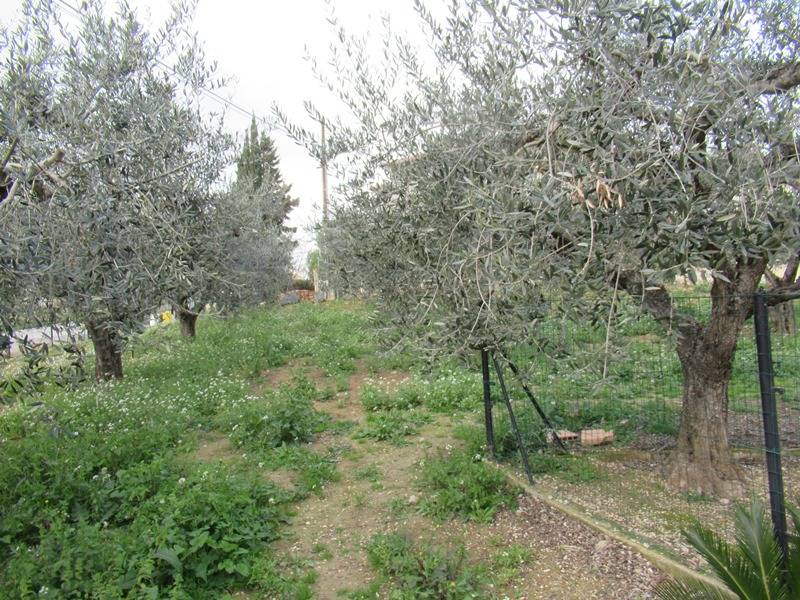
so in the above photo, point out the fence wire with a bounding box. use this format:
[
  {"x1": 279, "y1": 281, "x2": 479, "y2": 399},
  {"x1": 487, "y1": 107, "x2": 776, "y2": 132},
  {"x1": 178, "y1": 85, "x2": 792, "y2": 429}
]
[{"x1": 502, "y1": 294, "x2": 800, "y2": 467}]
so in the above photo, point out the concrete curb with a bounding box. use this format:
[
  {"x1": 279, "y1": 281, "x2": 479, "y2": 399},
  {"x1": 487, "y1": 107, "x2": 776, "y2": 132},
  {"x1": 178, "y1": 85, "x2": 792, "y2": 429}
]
[{"x1": 502, "y1": 469, "x2": 736, "y2": 598}]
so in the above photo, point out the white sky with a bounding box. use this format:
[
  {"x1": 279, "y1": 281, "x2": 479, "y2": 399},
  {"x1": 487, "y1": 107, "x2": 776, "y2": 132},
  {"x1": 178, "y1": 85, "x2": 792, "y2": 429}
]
[{"x1": 0, "y1": 0, "x2": 436, "y2": 275}]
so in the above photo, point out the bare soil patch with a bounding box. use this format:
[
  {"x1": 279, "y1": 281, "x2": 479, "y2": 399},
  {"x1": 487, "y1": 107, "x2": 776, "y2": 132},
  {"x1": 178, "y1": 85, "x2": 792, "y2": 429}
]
[
  {"x1": 316, "y1": 393, "x2": 364, "y2": 425},
  {"x1": 255, "y1": 358, "x2": 329, "y2": 393},
  {"x1": 193, "y1": 432, "x2": 238, "y2": 463},
  {"x1": 347, "y1": 362, "x2": 411, "y2": 404}
]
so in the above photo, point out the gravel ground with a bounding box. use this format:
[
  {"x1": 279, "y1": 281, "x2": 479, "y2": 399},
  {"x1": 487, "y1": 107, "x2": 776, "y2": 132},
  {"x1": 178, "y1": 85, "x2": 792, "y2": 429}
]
[
  {"x1": 534, "y1": 447, "x2": 800, "y2": 570},
  {"x1": 482, "y1": 494, "x2": 662, "y2": 599}
]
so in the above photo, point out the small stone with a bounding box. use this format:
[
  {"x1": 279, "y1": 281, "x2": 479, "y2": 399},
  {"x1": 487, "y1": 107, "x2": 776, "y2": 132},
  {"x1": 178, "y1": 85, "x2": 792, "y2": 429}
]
[
  {"x1": 407, "y1": 494, "x2": 418, "y2": 505},
  {"x1": 594, "y1": 539, "x2": 610, "y2": 553}
]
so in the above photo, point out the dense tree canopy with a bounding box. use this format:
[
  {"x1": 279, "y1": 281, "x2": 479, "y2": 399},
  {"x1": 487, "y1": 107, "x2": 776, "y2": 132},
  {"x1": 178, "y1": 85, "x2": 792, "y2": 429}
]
[
  {"x1": 236, "y1": 117, "x2": 298, "y2": 233},
  {"x1": 169, "y1": 120, "x2": 297, "y2": 339},
  {"x1": 306, "y1": 0, "x2": 800, "y2": 496}
]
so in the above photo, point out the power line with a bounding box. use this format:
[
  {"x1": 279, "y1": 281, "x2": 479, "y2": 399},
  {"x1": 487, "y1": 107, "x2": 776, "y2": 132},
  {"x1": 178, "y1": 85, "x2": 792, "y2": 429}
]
[{"x1": 52, "y1": 0, "x2": 266, "y2": 126}]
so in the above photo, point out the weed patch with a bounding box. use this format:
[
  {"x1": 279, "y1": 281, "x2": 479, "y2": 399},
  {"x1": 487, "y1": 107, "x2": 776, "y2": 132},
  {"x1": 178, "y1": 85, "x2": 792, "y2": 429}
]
[
  {"x1": 354, "y1": 411, "x2": 431, "y2": 445},
  {"x1": 491, "y1": 543, "x2": 533, "y2": 585},
  {"x1": 360, "y1": 384, "x2": 421, "y2": 412},
  {"x1": 417, "y1": 450, "x2": 519, "y2": 522},
  {"x1": 3, "y1": 463, "x2": 287, "y2": 597},
  {"x1": 417, "y1": 368, "x2": 482, "y2": 412},
  {"x1": 0, "y1": 303, "x2": 367, "y2": 596},
  {"x1": 345, "y1": 533, "x2": 490, "y2": 599},
  {"x1": 217, "y1": 381, "x2": 329, "y2": 451}
]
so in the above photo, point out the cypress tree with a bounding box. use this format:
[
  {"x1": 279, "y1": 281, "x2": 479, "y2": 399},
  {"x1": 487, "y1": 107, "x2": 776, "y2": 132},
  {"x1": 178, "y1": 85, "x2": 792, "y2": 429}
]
[{"x1": 234, "y1": 116, "x2": 298, "y2": 232}]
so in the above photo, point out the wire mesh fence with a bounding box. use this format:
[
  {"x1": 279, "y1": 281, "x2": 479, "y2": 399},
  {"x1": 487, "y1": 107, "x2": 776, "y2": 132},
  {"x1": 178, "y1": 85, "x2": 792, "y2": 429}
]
[{"x1": 501, "y1": 294, "x2": 800, "y2": 454}]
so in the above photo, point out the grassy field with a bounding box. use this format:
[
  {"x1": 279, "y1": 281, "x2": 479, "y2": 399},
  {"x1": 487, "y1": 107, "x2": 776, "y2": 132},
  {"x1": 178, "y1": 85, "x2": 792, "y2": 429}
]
[
  {"x1": 1, "y1": 299, "x2": 797, "y2": 598},
  {"x1": 505, "y1": 293, "x2": 800, "y2": 448},
  {"x1": 0, "y1": 303, "x2": 373, "y2": 597},
  {"x1": 1, "y1": 303, "x2": 543, "y2": 598}
]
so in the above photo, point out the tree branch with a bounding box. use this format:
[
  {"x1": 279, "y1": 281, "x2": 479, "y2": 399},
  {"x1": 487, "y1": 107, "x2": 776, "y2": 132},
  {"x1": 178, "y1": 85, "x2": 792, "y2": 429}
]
[
  {"x1": 1, "y1": 138, "x2": 18, "y2": 172},
  {"x1": 766, "y1": 281, "x2": 800, "y2": 305},
  {"x1": 0, "y1": 148, "x2": 65, "y2": 206},
  {"x1": 750, "y1": 62, "x2": 800, "y2": 95},
  {"x1": 781, "y1": 249, "x2": 800, "y2": 285},
  {"x1": 617, "y1": 271, "x2": 702, "y2": 338}
]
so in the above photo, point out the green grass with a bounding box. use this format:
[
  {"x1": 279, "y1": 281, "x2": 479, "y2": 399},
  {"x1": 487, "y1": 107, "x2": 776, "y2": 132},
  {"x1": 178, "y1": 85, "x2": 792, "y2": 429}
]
[
  {"x1": 416, "y1": 450, "x2": 519, "y2": 523},
  {"x1": 454, "y1": 422, "x2": 606, "y2": 483},
  {"x1": 0, "y1": 302, "x2": 372, "y2": 598},
  {"x1": 345, "y1": 533, "x2": 491, "y2": 599},
  {"x1": 503, "y1": 293, "x2": 800, "y2": 423},
  {"x1": 3, "y1": 296, "x2": 799, "y2": 596}
]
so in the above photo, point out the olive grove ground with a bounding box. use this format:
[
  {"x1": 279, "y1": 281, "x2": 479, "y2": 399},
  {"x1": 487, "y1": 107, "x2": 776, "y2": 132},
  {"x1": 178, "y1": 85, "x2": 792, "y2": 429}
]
[{"x1": 0, "y1": 300, "x2": 797, "y2": 598}]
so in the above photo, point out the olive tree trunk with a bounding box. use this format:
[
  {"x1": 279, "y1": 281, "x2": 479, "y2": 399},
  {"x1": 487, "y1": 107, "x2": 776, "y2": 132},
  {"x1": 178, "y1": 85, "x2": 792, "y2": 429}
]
[
  {"x1": 668, "y1": 333, "x2": 744, "y2": 496},
  {"x1": 174, "y1": 298, "x2": 199, "y2": 338},
  {"x1": 86, "y1": 320, "x2": 123, "y2": 381},
  {"x1": 178, "y1": 309, "x2": 198, "y2": 337},
  {"x1": 663, "y1": 264, "x2": 766, "y2": 497}
]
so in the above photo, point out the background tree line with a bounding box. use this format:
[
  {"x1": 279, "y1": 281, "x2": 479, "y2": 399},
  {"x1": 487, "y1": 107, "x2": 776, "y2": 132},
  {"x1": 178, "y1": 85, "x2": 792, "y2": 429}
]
[{"x1": 0, "y1": 0, "x2": 295, "y2": 381}]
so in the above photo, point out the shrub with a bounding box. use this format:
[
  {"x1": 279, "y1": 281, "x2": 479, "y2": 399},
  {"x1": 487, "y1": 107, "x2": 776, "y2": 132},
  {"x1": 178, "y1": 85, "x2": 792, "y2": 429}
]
[
  {"x1": 417, "y1": 450, "x2": 518, "y2": 522},
  {"x1": 354, "y1": 411, "x2": 431, "y2": 445},
  {"x1": 361, "y1": 533, "x2": 490, "y2": 599}
]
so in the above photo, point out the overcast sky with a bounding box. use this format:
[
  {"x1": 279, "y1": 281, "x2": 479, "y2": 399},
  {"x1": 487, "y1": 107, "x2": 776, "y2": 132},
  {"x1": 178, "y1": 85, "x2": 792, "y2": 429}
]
[{"x1": 0, "y1": 0, "x2": 435, "y2": 274}]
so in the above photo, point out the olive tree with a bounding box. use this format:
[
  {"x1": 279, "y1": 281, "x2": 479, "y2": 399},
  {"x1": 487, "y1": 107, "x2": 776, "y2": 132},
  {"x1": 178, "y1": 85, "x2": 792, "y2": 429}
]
[
  {"x1": 0, "y1": 0, "x2": 231, "y2": 379},
  {"x1": 304, "y1": 0, "x2": 800, "y2": 496},
  {"x1": 191, "y1": 178, "x2": 294, "y2": 320}
]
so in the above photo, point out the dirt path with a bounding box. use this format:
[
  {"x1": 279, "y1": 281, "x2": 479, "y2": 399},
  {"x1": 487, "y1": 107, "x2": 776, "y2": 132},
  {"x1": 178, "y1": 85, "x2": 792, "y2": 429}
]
[{"x1": 264, "y1": 363, "x2": 663, "y2": 599}]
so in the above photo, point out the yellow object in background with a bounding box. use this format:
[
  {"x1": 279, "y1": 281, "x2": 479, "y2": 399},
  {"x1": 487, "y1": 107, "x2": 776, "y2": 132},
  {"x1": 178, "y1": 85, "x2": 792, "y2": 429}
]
[{"x1": 160, "y1": 311, "x2": 173, "y2": 323}]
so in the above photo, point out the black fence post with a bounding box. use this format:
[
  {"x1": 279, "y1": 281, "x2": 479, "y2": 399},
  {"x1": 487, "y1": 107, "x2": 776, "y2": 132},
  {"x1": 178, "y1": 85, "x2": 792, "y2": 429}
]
[
  {"x1": 753, "y1": 291, "x2": 789, "y2": 562},
  {"x1": 504, "y1": 356, "x2": 568, "y2": 453},
  {"x1": 492, "y1": 352, "x2": 535, "y2": 485},
  {"x1": 481, "y1": 349, "x2": 496, "y2": 460}
]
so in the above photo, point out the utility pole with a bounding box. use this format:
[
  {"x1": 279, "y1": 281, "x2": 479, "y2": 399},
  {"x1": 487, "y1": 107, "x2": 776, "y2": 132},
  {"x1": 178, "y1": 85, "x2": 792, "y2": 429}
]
[
  {"x1": 315, "y1": 117, "x2": 331, "y2": 301},
  {"x1": 321, "y1": 118, "x2": 329, "y2": 223}
]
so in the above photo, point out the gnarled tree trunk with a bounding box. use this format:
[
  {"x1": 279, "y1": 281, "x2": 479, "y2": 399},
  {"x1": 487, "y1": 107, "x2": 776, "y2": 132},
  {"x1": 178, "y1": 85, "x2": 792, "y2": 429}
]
[
  {"x1": 622, "y1": 261, "x2": 767, "y2": 497},
  {"x1": 86, "y1": 320, "x2": 123, "y2": 381},
  {"x1": 664, "y1": 263, "x2": 765, "y2": 497},
  {"x1": 174, "y1": 297, "x2": 200, "y2": 338},
  {"x1": 668, "y1": 335, "x2": 744, "y2": 497}
]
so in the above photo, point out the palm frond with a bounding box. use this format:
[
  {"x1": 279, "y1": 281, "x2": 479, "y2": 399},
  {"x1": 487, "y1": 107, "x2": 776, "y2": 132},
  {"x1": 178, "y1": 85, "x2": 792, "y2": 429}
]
[
  {"x1": 733, "y1": 498, "x2": 787, "y2": 600},
  {"x1": 655, "y1": 579, "x2": 731, "y2": 600},
  {"x1": 685, "y1": 525, "x2": 769, "y2": 600},
  {"x1": 785, "y1": 504, "x2": 800, "y2": 595}
]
